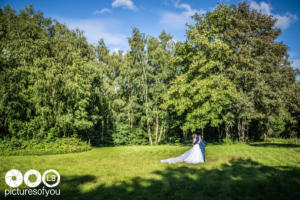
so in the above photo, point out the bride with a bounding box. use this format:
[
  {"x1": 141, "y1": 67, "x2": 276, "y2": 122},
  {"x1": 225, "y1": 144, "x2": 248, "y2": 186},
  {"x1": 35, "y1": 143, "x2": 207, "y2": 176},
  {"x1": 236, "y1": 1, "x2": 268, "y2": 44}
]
[{"x1": 161, "y1": 133, "x2": 205, "y2": 164}]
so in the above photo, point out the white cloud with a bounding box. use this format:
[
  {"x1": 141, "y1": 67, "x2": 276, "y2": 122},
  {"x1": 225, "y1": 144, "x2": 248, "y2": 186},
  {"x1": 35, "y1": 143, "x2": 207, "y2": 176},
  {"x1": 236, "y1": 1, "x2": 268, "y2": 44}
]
[
  {"x1": 249, "y1": 1, "x2": 271, "y2": 15},
  {"x1": 273, "y1": 13, "x2": 298, "y2": 30},
  {"x1": 112, "y1": 0, "x2": 137, "y2": 10},
  {"x1": 249, "y1": 1, "x2": 298, "y2": 30},
  {"x1": 291, "y1": 59, "x2": 300, "y2": 70},
  {"x1": 93, "y1": 8, "x2": 111, "y2": 15},
  {"x1": 112, "y1": 48, "x2": 121, "y2": 53},
  {"x1": 59, "y1": 18, "x2": 128, "y2": 50},
  {"x1": 160, "y1": 0, "x2": 206, "y2": 29}
]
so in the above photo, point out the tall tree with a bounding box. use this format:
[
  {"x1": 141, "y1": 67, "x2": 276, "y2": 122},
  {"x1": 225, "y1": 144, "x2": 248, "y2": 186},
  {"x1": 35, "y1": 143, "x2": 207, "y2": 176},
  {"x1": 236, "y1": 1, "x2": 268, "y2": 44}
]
[
  {"x1": 164, "y1": 8, "x2": 238, "y2": 137},
  {"x1": 164, "y1": 2, "x2": 298, "y2": 141},
  {"x1": 147, "y1": 30, "x2": 175, "y2": 144},
  {"x1": 222, "y1": 3, "x2": 296, "y2": 141},
  {"x1": 127, "y1": 28, "x2": 153, "y2": 144}
]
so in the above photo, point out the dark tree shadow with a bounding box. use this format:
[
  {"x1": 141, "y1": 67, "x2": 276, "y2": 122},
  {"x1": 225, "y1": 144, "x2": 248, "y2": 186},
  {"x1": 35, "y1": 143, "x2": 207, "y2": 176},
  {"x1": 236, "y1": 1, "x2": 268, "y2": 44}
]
[
  {"x1": 59, "y1": 158, "x2": 300, "y2": 200},
  {"x1": 3, "y1": 159, "x2": 300, "y2": 200},
  {"x1": 249, "y1": 143, "x2": 300, "y2": 148}
]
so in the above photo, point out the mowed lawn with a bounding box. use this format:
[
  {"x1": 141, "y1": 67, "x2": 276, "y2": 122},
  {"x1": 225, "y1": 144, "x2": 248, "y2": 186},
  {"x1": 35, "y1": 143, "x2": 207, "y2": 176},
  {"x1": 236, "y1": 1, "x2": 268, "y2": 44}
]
[{"x1": 1, "y1": 142, "x2": 300, "y2": 200}]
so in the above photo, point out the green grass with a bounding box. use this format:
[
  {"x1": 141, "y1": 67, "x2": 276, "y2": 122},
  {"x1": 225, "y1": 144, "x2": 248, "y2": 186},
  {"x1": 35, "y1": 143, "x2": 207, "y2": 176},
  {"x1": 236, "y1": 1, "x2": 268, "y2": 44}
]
[{"x1": 0, "y1": 142, "x2": 299, "y2": 200}]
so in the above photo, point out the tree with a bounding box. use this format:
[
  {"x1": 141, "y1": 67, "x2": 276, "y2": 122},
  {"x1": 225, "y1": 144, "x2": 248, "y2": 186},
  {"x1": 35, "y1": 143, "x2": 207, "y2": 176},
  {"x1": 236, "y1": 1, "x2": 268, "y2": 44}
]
[
  {"x1": 221, "y1": 3, "x2": 296, "y2": 141},
  {"x1": 164, "y1": 2, "x2": 298, "y2": 141},
  {"x1": 164, "y1": 9, "x2": 238, "y2": 138},
  {"x1": 0, "y1": 5, "x2": 104, "y2": 143},
  {"x1": 147, "y1": 30, "x2": 175, "y2": 144},
  {"x1": 127, "y1": 28, "x2": 153, "y2": 144},
  {"x1": 1, "y1": 3, "x2": 298, "y2": 145}
]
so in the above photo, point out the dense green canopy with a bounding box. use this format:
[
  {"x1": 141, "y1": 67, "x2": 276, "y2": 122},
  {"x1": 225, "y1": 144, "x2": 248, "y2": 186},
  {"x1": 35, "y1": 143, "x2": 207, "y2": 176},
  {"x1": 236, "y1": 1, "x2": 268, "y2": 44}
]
[{"x1": 0, "y1": 3, "x2": 299, "y2": 145}]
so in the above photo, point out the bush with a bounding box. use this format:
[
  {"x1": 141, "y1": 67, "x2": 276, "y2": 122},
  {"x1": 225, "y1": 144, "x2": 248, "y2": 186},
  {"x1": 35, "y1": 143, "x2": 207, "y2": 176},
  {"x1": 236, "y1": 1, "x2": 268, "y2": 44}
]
[
  {"x1": 0, "y1": 137, "x2": 91, "y2": 156},
  {"x1": 266, "y1": 137, "x2": 299, "y2": 144},
  {"x1": 111, "y1": 124, "x2": 148, "y2": 145}
]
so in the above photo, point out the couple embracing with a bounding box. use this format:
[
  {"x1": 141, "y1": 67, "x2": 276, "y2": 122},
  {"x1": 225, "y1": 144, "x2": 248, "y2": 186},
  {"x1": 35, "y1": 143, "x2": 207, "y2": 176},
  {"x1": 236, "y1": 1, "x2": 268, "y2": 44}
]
[{"x1": 161, "y1": 133, "x2": 206, "y2": 164}]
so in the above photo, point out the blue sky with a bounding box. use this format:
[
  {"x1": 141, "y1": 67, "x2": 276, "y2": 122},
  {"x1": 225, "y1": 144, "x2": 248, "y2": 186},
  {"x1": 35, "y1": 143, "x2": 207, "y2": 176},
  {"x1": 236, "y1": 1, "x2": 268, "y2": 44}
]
[{"x1": 1, "y1": 0, "x2": 300, "y2": 70}]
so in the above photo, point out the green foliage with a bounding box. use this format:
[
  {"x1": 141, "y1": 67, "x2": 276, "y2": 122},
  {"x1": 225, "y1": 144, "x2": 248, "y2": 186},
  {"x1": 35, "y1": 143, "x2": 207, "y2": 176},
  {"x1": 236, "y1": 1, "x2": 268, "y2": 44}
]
[
  {"x1": 0, "y1": 2, "x2": 299, "y2": 148},
  {"x1": 0, "y1": 137, "x2": 91, "y2": 156},
  {"x1": 112, "y1": 123, "x2": 148, "y2": 145},
  {"x1": 265, "y1": 137, "x2": 300, "y2": 144},
  {"x1": 164, "y1": 2, "x2": 299, "y2": 141},
  {"x1": 103, "y1": 27, "x2": 176, "y2": 145},
  {"x1": 0, "y1": 5, "x2": 104, "y2": 143}
]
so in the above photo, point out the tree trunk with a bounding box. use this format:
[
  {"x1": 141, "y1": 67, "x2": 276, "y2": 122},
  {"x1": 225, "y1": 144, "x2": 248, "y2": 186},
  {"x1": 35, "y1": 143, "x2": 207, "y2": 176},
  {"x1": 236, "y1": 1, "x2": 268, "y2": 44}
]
[
  {"x1": 130, "y1": 114, "x2": 132, "y2": 129},
  {"x1": 237, "y1": 119, "x2": 241, "y2": 142},
  {"x1": 155, "y1": 116, "x2": 159, "y2": 144},
  {"x1": 101, "y1": 119, "x2": 104, "y2": 141},
  {"x1": 264, "y1": 132, "x2": 267, "y2": 142},
  {"x1": 142, "y1": 63, "x2": 152, "y2": 145},
  {"x1": 241, "y1": 119, "x2": 246, "y2": 142},
  {"x1": 183, "y1": 131, "x2": 187, "y2": 140},
  {"x1": 147, "y1": 119, "x2": 152, "y2": 144},
  {"x1": 158, "y1": 121, "x2": 164, "y2": 144},
  {"x1": 128, "y1": 95, "x2": 133, "y2": 129},
  {"x1": 245, "y1": 124, "x2": 249, "y2": 142},
  {"x1": 145, "y1": 90, "x2": 152, "y2": 145},
  {"x1": 225, "y1": 124, "x2": 230, "y2": 140},
  {"x1": 241, "y1": 119, "x2": 244, "y2": 142},
  {"x1": 218, "y1": 126, "x2": 221, "y2": 142}
]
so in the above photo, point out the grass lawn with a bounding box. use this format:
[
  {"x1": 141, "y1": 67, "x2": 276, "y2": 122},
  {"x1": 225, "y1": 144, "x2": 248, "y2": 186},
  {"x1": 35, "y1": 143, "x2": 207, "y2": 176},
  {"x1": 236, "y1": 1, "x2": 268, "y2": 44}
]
[{"x1": 1, "y1": 142, "x2": 300, "y2": 200}]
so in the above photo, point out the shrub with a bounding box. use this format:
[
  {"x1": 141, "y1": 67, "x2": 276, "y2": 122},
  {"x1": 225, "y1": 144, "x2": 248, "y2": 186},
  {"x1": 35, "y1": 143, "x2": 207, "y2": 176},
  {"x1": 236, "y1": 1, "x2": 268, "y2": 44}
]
[{"x1": 0, "y1": 137, "x2": 91, "y2": 156}]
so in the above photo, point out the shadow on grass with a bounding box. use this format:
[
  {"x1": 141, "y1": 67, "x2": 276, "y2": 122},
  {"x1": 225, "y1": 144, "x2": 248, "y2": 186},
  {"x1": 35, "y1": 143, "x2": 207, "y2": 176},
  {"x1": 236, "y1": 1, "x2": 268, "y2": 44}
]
[
  {"x1": 4, "y1": 159, "x2": 300, "y2": 200},
  {"x1": 249, "y1": 143, "x2": 300, "y2": 148},
  {"x1": 57, "y1": 158, "x2": 299, "y2": 200}
]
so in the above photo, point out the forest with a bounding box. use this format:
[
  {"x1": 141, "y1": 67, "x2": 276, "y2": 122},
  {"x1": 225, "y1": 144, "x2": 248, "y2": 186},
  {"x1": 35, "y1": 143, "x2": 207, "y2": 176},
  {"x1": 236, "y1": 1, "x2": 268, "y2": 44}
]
[{"x1": 0, "y1": 2, "x2": 299, "y2": 147}]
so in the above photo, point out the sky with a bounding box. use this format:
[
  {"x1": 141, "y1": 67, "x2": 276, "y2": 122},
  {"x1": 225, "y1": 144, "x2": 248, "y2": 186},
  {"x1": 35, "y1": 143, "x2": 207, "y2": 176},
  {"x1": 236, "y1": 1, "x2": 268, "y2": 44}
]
[{"x1": 1, "y1": 0, "x2": 300, "y2": 71}]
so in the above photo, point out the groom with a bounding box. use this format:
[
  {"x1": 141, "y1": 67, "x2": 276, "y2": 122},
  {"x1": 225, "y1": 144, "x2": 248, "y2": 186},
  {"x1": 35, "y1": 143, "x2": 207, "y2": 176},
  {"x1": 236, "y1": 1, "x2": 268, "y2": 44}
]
[{"x1": 193, "y1": 132, "x2": 206, "y2": 161}]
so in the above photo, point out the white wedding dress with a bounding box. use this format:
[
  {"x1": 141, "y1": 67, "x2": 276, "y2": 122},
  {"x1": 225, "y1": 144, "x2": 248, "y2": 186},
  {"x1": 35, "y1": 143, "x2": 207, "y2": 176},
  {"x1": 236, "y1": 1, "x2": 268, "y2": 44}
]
[{"x1": 161, "y1": 144, "x2": 204, "y2": 164}]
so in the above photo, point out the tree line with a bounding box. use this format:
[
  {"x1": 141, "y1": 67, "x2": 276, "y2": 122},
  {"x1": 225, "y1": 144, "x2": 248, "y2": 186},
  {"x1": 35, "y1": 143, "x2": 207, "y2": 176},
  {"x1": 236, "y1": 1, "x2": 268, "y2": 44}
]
[{"x1": 0, "y1": 3, "x2": 299, "y2": 145}]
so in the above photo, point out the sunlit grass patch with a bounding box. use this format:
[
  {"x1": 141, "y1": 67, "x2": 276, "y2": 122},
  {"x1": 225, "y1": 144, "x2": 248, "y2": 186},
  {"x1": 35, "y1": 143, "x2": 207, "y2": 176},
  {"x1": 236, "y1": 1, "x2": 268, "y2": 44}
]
[{"x1": 0, "y1": 141, "x2": 299, "y2": 199}]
